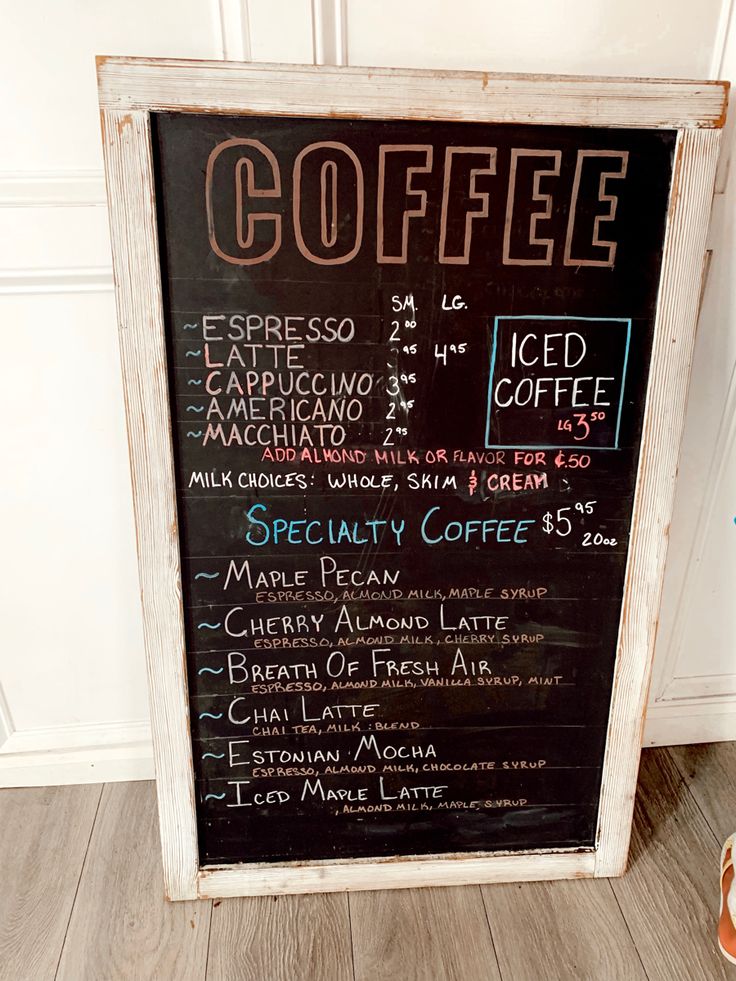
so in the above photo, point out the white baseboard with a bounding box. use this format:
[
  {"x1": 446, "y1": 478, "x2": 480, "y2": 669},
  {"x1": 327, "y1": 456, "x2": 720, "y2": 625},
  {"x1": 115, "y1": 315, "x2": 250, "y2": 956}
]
[
  {"x1": 0, "y1": 684, "x2": 14, "y2": 749},
  {"x1": 0, "y1": 706, "x2": 733, "y2": 788},
  {"x1": 0, "y1": 720, "x2": 154, "y2": 787},
  {"x1": 644, "y1": 704, "x2": 736, "y2": 747}
]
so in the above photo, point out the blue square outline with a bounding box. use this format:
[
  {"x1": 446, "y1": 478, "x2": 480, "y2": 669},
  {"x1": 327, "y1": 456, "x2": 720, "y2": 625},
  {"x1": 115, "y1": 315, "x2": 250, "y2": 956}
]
[{"x1": 484, "y1": 315, "x2": 633, "y2": 451}]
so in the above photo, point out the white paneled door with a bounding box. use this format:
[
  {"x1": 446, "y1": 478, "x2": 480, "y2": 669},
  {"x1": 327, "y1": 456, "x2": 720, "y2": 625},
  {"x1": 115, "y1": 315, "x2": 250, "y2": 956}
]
[{"x1": 0, "y1": 0, "x2": 733, "y2": 785}]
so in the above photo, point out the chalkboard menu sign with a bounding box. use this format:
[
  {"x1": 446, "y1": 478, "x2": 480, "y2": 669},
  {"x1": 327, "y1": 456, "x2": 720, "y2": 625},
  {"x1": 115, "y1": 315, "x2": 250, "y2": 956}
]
[{"x1": 98, "y1": 58, "x2": 727, "y2": 899}]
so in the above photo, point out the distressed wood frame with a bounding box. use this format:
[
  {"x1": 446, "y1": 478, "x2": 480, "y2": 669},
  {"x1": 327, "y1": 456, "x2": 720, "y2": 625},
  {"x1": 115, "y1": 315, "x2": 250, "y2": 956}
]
[{"x1": 97, "y1": 57, "x2": 728, "y2": 900}]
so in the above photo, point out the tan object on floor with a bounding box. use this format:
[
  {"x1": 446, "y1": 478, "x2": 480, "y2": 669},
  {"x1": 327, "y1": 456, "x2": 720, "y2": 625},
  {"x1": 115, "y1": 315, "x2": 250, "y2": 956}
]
[{"x1": 719, "y1": 836, "x2": 736, "y2": 964}]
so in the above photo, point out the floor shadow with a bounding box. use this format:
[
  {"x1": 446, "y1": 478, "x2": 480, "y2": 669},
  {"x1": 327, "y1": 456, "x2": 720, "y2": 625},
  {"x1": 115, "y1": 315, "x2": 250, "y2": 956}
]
[{"x1": 626, "y1": 746, "x2": 703, "y2": 872}]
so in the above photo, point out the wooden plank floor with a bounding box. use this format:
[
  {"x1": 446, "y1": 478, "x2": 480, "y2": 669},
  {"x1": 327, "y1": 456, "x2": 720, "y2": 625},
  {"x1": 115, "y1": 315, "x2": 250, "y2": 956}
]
[{"x1": 0, "y1": 745, "x2": 732, "y2": 981}]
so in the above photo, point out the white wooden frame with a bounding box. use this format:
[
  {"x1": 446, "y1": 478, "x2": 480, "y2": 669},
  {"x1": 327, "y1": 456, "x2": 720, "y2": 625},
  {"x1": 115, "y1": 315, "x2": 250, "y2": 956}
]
[{"x1": 97, "y1": 57, "x2": 728, "y2": 900}]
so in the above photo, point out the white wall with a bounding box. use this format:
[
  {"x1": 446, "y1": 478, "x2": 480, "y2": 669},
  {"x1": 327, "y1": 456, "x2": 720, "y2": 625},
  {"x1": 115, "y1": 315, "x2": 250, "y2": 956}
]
[
  {"x1": 347, "y1": 0, "x2": 722, "y2": 76},
  {"x1": 645, "y1": 9, "x2": 736, "y2": 746},
  {"x1": 0, "y1": 0, "x2": 733, "y2": 785}
]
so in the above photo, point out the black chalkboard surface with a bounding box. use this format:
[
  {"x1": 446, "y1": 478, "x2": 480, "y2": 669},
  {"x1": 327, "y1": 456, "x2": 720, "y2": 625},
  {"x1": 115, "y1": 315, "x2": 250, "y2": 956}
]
[{"x1": 151, "y1": 112, "x2": 675, "y2": 867}]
